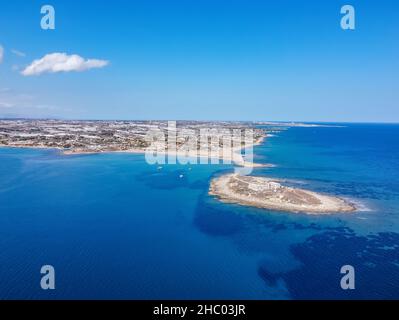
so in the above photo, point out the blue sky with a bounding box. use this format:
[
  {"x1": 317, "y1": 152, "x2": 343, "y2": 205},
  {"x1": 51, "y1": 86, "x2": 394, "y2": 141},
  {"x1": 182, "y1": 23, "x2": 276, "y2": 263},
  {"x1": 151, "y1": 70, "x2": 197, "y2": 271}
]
[{"x1": 0, "y1": 0, "x2": 398, "y2": 122}]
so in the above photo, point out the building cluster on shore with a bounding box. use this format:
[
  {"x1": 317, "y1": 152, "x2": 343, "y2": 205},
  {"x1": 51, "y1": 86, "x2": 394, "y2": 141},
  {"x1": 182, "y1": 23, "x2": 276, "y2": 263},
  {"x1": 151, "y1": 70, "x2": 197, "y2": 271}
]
[{"x1": 0, "y1": 120, "x2": 265, "y2": 155}]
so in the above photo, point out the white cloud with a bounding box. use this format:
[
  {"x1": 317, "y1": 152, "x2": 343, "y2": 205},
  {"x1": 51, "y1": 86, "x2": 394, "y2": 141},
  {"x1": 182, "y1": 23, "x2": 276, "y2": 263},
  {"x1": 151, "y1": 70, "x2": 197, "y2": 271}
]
[
  {"x1": 0, "y1": 45, "x2": 4, "y2": 63},
  {"x1": 11, "y1": 49, "x2": 26, "y2": 57},
  {"x1": 21, "y1": 52, "x2": 109, "y2": 76}
]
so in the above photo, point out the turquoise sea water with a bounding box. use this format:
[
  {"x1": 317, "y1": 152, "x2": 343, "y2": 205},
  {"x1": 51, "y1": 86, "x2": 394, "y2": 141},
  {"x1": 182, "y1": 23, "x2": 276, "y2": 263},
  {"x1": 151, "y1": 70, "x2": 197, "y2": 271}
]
[{"x1": 0, "y1": 123, "x2": 398, "y2": 299}]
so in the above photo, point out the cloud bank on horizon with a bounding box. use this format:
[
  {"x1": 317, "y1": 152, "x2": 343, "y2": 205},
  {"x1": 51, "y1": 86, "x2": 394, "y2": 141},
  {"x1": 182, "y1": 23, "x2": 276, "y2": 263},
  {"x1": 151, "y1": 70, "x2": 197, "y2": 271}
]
[{"x1": 21, "y1": 53, "x2": 109, "y2": 76}]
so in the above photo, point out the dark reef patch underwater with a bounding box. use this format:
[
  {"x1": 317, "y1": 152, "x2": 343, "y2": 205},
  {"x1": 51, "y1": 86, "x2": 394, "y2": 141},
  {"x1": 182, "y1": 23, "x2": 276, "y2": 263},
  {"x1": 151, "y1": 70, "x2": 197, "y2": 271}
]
[{"x1": 258, "y1": 230, "x2": 399, "y2": 299}]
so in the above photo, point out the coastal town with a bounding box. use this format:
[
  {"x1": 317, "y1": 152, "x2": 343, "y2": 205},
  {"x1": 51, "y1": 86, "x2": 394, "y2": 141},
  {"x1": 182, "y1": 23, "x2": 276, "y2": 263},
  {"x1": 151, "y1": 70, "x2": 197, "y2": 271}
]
[{"x1": 0, "y1": 119, "x2": 266, "y2": 156}]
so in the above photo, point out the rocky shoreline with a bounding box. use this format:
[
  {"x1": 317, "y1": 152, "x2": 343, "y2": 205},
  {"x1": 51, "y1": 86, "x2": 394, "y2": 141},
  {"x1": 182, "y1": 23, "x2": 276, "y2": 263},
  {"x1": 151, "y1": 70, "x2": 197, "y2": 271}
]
[{"x1": 209, "y1": 174, "x2": 356, "y2": 214}]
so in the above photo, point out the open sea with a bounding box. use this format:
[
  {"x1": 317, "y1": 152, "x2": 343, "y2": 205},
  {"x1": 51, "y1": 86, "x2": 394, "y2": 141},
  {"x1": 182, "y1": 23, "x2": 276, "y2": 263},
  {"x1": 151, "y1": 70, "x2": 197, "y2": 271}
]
[{"x1": 0, "y1": 123, "x2": 398, "y2": 299}]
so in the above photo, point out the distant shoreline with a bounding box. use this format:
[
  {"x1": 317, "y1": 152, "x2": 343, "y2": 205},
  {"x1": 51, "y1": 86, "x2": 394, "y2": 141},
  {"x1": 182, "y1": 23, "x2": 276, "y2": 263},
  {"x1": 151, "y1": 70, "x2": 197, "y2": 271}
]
[
  {"x1": 0, "y1": 134, "x2": 272, "y2": 168},
  {"x1": 0, "y1": 119, "x2": 270, "y2": 167}
]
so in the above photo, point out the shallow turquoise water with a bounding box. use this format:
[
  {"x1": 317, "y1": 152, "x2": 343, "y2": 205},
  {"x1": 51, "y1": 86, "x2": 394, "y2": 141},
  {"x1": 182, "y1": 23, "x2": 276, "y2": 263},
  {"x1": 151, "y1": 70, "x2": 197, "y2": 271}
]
[{"x1": 0, "y1": 124, "x2": 398, "y2": 299}]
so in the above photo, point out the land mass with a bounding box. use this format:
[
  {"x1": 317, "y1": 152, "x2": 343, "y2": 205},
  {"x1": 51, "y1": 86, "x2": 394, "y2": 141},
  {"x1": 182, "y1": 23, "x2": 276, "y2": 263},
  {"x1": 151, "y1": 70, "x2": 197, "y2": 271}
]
[
  {"x1": 209, "y1": 174, "x2": 356, "y2": 214},
  {"x1": 0, "y1": 119, "x2": 269, "y2": 167}
]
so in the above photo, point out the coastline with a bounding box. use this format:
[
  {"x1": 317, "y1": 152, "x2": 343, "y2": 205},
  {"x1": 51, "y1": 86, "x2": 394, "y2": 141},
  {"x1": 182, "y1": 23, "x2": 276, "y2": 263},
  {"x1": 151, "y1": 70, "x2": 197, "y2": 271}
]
[
  {"x1": 0, "y1": 133, "x2": 271, "y2": 168},
  {"x1": 1, "y1": 130, "x2": 357, "y2": 215}
]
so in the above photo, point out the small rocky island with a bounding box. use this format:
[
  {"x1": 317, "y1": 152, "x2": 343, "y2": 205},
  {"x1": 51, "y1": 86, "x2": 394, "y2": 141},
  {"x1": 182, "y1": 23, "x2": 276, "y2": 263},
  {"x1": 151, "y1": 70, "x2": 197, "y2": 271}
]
[{"x1": 210, "y1": 174, "x2": 356, "y2": 214}]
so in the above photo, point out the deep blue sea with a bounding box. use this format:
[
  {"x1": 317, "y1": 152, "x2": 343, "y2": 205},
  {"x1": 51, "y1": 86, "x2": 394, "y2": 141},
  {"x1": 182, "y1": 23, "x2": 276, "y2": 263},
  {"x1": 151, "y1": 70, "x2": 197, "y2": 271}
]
[{"x1": 0, "y1": 123, "x2": 398, "y2": 299}]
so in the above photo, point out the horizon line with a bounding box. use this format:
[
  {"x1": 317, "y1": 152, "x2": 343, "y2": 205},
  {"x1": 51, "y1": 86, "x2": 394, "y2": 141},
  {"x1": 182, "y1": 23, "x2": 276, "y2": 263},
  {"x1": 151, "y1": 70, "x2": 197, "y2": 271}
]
[{"x1": 1, "y1": 117, "x2": 399, "y2": 125}]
